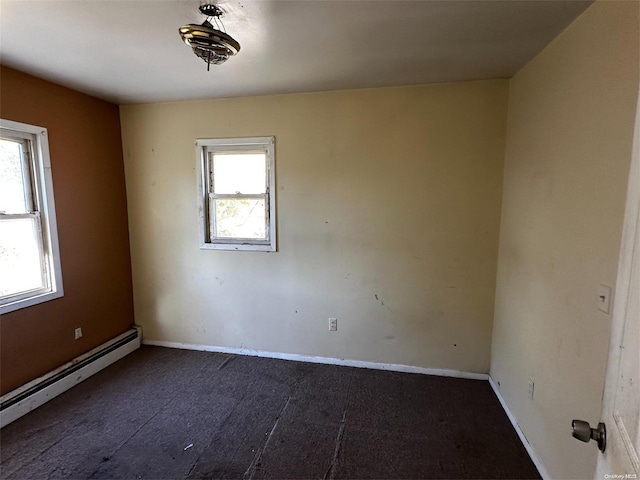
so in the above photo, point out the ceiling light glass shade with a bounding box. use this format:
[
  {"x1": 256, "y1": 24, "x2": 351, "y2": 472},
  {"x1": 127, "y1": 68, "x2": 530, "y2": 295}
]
[{"x1": 179, "y1": 20, "x2": 241, "y2": 69}]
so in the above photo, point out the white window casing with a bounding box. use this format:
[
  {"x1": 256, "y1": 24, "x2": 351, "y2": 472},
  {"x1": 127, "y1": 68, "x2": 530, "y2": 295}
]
[
  {"x1": 196, "y1": 136, "x2": 276, "y2": 252},
  {"x1": 0, "y1": 119, "x2": 64, "y2": 314}
]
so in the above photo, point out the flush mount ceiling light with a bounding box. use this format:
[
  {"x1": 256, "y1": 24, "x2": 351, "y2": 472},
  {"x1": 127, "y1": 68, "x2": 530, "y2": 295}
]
[{"x1": 179, "y1": 4, "x2": 241, "y2": 71}]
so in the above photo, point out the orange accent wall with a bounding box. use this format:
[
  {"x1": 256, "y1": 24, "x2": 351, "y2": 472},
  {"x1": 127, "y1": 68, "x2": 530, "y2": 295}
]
[{"x1": 0, "y1": 66, "x2": 134, "y2": 395}]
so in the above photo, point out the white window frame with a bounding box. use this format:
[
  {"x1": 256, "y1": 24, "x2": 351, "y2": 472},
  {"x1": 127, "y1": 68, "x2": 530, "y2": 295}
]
[
  {"x1": 0, "y1": 119, "x2": 64, "y2": 314},
  {"x1": 196, "y1": 136, "x2": 276, "y2": 252}
]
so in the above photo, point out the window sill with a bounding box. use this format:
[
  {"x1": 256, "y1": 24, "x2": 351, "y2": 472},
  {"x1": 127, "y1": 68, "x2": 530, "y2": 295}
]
[
  {"x1": 0, "y1": 289, "x2": 64, "y2": 315},
  {"x1": 200, "y1": 242, "x2": 276, "y2": 252}
]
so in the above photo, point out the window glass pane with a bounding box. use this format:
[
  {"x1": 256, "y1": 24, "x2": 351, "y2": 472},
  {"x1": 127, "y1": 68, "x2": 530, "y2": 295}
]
[
  {"x1": 214, "y1": 198, "x2": 266, "y2": 239},
  {"x1": 0, "y1": 217, "x2": 45, "y2": 298},
  {"x1": 213, "y1": 153, "x2": 266, "y2": 194},
  {"x1": 0, "y1": 138, "x2": 29, "y2": 214}
]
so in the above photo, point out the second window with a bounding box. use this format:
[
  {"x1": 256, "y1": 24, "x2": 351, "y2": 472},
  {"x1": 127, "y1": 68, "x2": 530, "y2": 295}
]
[{"x1": 197, "y1": 137, "x2": 276, "y2": 251}]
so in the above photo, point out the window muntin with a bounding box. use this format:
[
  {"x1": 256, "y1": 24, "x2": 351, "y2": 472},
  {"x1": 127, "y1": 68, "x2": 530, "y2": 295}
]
[
  {"x1": 196, "y1": 137, "x2": 276, "y2": 251},
  {"x1": 0, "y1": 120, "x2": 63, "y2": 314}
]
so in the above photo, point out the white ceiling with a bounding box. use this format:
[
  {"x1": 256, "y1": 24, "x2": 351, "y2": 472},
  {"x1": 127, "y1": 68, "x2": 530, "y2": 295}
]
[{"x1": 0, "y1": 0, "x2": 592, "y2": 105}]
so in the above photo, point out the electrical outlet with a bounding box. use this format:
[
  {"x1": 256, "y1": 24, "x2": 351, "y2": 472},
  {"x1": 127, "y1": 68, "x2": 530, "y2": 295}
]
[
  {"x1": 527, "y1": 377, "x2": 534, "y2": 400},
  {"x1": 74, "y1": 327, "x2": 83, "y2": 340},
  {"x1": 329, "y1": 318, "x2": 337, "y2": 331}
]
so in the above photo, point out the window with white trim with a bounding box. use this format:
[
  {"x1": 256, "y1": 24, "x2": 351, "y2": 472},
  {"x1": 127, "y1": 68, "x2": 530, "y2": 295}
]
[
  {"x1": 0, "y1": 119, "x2": 63, "y2": 314},
  {"x1": 196, "y1": 137, "x2": 276, "y2": 251}
]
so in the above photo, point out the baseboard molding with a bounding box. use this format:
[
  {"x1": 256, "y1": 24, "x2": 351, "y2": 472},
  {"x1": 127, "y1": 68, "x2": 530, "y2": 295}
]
[
  {"x1": 0, "y1": 327, "x2": 141, "y2": 428},
  {"x1": 488, "y1": 376, "x2": 549, "y2": 480},
  {"x1": 142, "y1": 339, "x2": 489, "y2": 380}
]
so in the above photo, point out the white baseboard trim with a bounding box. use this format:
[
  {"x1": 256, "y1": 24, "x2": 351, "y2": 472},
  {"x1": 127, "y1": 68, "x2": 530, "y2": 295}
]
[
  {"x1": 142, "y1": 339, "x2": 489, "y2": 380},
  {"x1": 488, "y1": 376, "x2": 549, "y2": 480},
  {"x1": 0, "y1": 327, "x2": 141, "y2": 428}
]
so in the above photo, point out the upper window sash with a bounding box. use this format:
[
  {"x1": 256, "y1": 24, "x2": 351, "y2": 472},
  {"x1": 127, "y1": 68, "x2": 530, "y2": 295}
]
[{"x1": 0, "y1": 131, "x2": 36, "y2": 215}]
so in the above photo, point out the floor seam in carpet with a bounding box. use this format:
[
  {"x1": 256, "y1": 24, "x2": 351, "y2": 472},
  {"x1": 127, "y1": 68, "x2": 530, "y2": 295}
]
[
  {"x1": 243, "y1": 394, "x2": 292, "y2": 480},
  {"x1": 324, "y1": 409, "x2": 347, "y2": 480},
  {"x1": 188, "y1": 372, "x2": 262, "y2": 479},
  {"x1": 217, "y1": 355, "x2": 236, "y2": 370}
]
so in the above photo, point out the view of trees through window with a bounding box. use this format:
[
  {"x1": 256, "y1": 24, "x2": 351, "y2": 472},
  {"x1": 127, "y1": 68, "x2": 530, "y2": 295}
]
[{"x1": 215, "y1": 198, "x2": 266, "y2": 239}]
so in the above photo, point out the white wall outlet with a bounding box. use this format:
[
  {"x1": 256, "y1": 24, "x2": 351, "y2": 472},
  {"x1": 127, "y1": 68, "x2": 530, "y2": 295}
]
[
  {"x1": 527, "y1": 377, "x2": 535, "y2": 400},
  {"x1": 329, "y1": 318, "x2": 337, "y2": 331},
  {"x1": 598, "y1": 284, "x2": 612, "y2": 314},
  {"x1": 74, "y1": 327, "x2": 83, "y2": 340}
]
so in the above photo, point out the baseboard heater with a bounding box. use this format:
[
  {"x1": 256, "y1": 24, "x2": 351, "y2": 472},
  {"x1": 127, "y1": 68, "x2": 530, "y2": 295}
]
[{"x1": 0, "y1": 327, "x2": 140, "y2": 428}]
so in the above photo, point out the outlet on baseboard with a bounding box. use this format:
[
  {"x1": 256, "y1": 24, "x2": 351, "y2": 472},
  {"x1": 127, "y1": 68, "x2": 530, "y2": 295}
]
[{"x1": 74, "y1": 327, "x2": 83, "y2": 340}]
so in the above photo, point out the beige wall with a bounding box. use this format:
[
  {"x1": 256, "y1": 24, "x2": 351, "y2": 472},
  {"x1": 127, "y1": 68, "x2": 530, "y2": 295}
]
[
  {"x1": 0, "y1": 66, "x2": 134, "y2": 395},
  {"x1": 120, "y1": 80, "x2": 508, "y2": 373},
  {"x1": 490, "y1": 2, "x2": 639, "y2": 479}
]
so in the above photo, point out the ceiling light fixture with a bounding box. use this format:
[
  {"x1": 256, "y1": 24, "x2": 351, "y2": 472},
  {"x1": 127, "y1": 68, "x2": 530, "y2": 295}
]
[{"x1": 179, "y1": 4, "x2": 241, "y2": 71}]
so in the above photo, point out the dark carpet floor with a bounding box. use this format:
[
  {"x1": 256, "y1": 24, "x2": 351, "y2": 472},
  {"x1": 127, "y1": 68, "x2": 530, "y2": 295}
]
[{"x1": 0, "y1": 346, "x2": 540, "y2": 480}]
